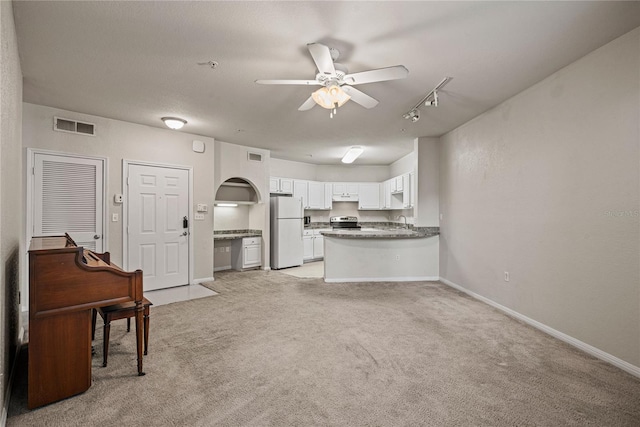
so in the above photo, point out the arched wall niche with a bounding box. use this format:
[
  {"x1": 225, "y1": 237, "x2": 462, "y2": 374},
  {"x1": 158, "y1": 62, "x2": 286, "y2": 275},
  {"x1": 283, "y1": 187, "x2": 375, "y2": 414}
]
[{"x1": 215, "y1": 177, "x2": 262, "y2": 204}]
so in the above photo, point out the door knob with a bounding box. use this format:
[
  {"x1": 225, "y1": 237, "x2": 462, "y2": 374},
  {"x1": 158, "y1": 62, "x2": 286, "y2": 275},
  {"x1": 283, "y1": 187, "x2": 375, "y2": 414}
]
[
  {"x1": 93, "y1": 235, "x2": 100, "y2": 239},
  {"x1": 180, "y1": 231, "x2": 188, "y2": 236}
]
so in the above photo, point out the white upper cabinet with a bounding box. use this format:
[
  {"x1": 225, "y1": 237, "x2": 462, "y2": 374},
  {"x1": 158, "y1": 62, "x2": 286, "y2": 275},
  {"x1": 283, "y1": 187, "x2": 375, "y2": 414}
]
[
  {"x1": 308, "y1": 181, "x2": 330, "y2": 210},
  {"x1": 270, "y1": 177, "x2": 293, "y2": 194},
  {"x1": 332, "y1": 182, "x2": 359, "y2": 201},
  {"x1": 358, "y1": 183, "x2": 381, "y2": 210},
  {"x1": 293, "y1": 180, "x2": 309, "y2": 208},
  {"x1": 381, "y1": 179, "x2": 392, "y2": 209},
  {"x1": 402, "y1": 173, "x2": 413, "y2": 208},
  {"x1": 324, "y1": 183, "x2": 333, "y2": 209}
]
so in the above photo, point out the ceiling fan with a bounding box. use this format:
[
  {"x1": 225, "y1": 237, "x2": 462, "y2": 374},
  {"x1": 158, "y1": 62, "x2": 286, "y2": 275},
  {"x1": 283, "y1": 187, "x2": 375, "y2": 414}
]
[{"x1": 255, "y1": 43, "x2": 409, "y2": 117}]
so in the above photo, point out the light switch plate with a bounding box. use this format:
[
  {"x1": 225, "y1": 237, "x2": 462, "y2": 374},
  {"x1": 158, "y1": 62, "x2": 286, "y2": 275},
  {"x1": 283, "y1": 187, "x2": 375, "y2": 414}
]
[
  {"x1": 196, "y1": 204, "x2": 208, "y2": 212},
  {"x1": 195, "y1": 213, "x2": 205, "y2": 220},
  {"x1": 112, "y1": 213, "x2": 119, "y2": 222}
]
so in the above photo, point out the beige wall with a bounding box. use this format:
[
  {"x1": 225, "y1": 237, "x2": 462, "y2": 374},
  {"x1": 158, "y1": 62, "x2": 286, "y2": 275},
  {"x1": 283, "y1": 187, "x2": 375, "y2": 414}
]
[
  {"x1": 439, "y1": 28, "x2": 640, "y2": 367},
  {"x1": 22, "y1": 103, "x2": 216, "y2": 292},
  {"x1": 416, "y1": 137, "x2": 440, "y2": 227},
  {"x1": 1, "y1": 0, "x2": 23, "y2": 415},
  {"x1": 214, "y1": 141, "x2": 270, "y2": 269}
]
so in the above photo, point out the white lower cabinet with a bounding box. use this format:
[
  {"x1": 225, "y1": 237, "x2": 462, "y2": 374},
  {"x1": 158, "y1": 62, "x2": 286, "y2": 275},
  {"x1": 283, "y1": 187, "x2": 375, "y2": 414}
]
[
  {"x1": 232, "y1": 237, "x2": 262, "y2": 270},
  {"x1": 303, "y1": 229, "x2": 328, "y2": 261}
]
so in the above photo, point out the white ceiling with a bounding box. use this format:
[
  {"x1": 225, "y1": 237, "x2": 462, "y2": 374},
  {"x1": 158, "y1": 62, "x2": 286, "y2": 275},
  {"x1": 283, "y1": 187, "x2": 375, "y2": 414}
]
[{"x1": 12, "y1": 1, "x2": 640, "y2": 165}]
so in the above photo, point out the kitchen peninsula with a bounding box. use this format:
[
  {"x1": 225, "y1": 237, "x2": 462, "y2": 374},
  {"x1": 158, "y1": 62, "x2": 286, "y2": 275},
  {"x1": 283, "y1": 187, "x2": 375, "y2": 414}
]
[{"x1": 321, "y1": 227, "x2": 439, "y2": 283}]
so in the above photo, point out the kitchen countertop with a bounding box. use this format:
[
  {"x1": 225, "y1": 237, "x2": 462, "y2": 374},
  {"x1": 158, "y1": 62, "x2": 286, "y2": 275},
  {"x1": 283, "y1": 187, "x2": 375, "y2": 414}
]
[
  {"x1": 214, "y1": 229, "x2": 262, "y2": 241},
  {"x1": 321, "y1": 227, "x2": 439, "y2": 239}
]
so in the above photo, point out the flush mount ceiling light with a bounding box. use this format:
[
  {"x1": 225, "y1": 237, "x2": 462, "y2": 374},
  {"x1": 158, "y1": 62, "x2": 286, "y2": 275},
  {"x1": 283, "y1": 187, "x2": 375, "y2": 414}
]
[
  {"x1": 161, "y1": 117, "x2": 187, "y2": 130},
  {"x1": 341, "y1": 146, "x2": 364, "y2": 164},
  {"x1": 403, "y1": 76, "x2": 452, "y2": 122}
]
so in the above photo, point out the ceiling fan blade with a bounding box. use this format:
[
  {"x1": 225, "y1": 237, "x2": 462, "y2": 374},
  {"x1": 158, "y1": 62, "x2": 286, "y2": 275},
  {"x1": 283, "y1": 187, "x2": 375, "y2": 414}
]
[
  {"x1": 307, "y1": 43, "x2": 336, "y2": 76},
  {"x1": 298, "y1": 96, "x2": 316, "y2": 111},
  {"x1": 344, "y1": 65, "x2": 409, "y2": 85},
  {"x1": 255, "y1": 79, "x2": 320, "y2": 85},
  {"x1": 341, "y1": 86, "x2": 379, "y2": 109}
]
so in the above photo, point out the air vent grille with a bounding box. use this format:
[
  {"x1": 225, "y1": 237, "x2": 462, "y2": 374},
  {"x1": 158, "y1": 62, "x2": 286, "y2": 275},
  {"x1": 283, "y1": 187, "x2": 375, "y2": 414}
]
[
  {"x1": 248, "y1": 152, "x2": 263, "y2": 162},
  {"x1": 54, "y1": 116, "x2": 96, "y2": 136}
]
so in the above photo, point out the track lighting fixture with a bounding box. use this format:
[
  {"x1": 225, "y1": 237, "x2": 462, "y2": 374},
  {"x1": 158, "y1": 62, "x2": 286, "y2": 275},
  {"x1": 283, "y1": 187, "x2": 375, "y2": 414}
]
[
  {"x1": 403, "y1": 77, "x2": 451, "y2": 122},
  {"x1": 403, "y1": 110, "x2": 420, "y2": 122}
]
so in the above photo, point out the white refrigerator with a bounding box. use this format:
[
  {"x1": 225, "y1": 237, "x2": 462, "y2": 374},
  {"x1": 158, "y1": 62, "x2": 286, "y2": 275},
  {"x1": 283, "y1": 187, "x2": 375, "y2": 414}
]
[{"x1": 270, "y1": 196, "x2": 304, "y2": 269}]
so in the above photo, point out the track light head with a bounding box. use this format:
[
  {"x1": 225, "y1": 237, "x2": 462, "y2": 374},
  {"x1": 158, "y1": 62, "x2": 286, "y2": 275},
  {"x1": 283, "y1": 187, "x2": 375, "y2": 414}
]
[
  {"x1": 403, "y1": 109, "x2": 420, "y2": 122},
  {"x1": 425, "y1": 91, "x2": 438, "y2": 107}
]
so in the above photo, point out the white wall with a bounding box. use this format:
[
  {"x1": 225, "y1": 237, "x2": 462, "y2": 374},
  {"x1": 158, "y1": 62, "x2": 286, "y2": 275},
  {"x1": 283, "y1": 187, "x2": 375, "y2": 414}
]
[
  {"x1": 270, "y1": 158, "x2": 317, "y2": 180},
  {"x1": 1, "y1": 0, "x2": 23, "y2": 418},
  {"x1": 439, "y1": 28, "x2": 640, "y2": 368},
  {"x1": 22, "y1": 103, "x2": 216, "y2": 288},
  {"x1": 213, "y1": 205, "x2": 250, "y2": 230},
  {"x1": 416, "y1": 137, "x2": 440, "y2": 227},
  {"x1": 214, "y1": 141, "x2": 270, "y2": 268}
]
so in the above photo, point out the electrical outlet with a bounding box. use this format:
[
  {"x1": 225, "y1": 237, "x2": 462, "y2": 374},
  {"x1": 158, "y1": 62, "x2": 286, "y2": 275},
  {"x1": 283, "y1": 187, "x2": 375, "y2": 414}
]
[
  {"x1": 195, "y1": 213, "x2": 205, "y2": 220},
  {"x1": 112, "y1": 213, "x2": 119, "y2": 222},
  {"x1": 395, "y1": 255, "x2": 400, "y2": 261},
  {"x1": 504, "y1": 271, "x2": 510, "y2": 282}
]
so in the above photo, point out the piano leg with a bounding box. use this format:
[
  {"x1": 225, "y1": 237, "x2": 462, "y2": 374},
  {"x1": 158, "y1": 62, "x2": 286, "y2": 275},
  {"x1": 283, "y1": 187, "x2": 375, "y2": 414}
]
[{"x1": 135, "y1": 301, "x2": 145, "y2": 376}]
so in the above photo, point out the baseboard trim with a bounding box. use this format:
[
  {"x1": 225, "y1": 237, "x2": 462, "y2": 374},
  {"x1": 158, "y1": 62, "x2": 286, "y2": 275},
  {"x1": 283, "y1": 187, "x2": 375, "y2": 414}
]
[
  {"x1": 262, "y1": 267, "x2": 271, "y2": 271},
  {"x1": 439, "y1": 277, "x2": 640, "y2": 379},
  {"x1": 213, "y1": 265, "x2": 232, "y2": 272},
  {"x1": 192, "y1": 276, "x2": 215, "y2": 284},
  {"x1": 324, "y1": 276, "x2": 439, "y2": 283}
]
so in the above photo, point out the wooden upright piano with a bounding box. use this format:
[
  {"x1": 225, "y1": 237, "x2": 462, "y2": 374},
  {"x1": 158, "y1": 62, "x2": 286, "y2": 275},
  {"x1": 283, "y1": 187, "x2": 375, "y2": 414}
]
[{"x1": 28, "y1": 234, "x2": 145, "y2": 409}]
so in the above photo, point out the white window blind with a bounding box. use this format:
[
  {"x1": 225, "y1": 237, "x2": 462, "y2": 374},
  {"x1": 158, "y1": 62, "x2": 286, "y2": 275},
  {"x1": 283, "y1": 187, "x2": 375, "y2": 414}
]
[
  {"x1": 41, "y1": 160, "x2": 97, "y2": 234},
  {"x1": 33, "y1": 152, "x2": 104, "y2": 252}
]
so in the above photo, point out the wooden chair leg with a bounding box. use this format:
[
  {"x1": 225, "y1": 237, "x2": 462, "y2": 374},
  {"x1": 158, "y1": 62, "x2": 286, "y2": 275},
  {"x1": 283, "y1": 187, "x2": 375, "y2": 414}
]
[
  {"x1": 143, "y1": 310, "x2": 150, "y2": 355},
  {"x1": 91, "y1": 309, "x2": 97, "y2": 341},
  {"x1": 102, "y1": 317, "x2": 111, "y2": 367},
  {"x1": 126, "y1": 317, "x2": 131, "y2": 332}
]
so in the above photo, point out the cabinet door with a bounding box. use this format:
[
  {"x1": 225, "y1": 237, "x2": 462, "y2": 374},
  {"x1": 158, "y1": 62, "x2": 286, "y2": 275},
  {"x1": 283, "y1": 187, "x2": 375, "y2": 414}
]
[
  {"x1": 324, "y1": 183, "x2": 333, "y2": 209},
  {"x1": 333, "y1": 183, "x2": 346, "y2": 195},
  {"x1": 269, "y1": 177, "x2": 280, "y2": 193},
  {"x1": 395, "y1": 176, "x2": 403, "y2": 192},
  {"x1": 280, "y1": 178, "x2": 293, "y2": 194},
  {"x1": 308, "y1": 181, "x2": 325, "y2": 209},
  {"x1": 303, "y1": 236, "x2": 314, "y2": 260},
  {"x1": 384, "y1": 180, "x2": 392, "y2": 209},
  {"x1": 313, "y1": 235, "x2": 324, "y2": 258},
  {"x1": 243, "y1": 244, "x2": 262, "y2": 267},
  {"x1": 346, "y1": 183, "x2": 359, "y2": 196},
  {"x1": 293, "y1": 180, "x2": 308, "y2": 208},
  {"x1": 358, "y1": 183, "x2": 380, "y2": 209},
  {"x1": 403, "y1": 173, "x2": 413, "y2": 208}
]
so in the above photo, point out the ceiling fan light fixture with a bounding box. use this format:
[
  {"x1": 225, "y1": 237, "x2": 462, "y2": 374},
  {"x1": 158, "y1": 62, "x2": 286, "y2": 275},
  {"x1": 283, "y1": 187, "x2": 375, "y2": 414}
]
[
  {"x1": 161, "y1": 117, "x2": 187, "y2": 130},
  {"x1": 312, "y1": 85, "x2": 350, "y2": 110},
  {"x1": 341, "y1": 146, "x2": 364, "y2": 164}
]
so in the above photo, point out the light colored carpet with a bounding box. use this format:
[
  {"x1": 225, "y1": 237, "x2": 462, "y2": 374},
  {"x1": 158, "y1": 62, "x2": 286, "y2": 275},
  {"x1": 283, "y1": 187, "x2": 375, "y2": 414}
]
[
  {"x1": 279, "y1": 261, "x2": 324, "y2": 278},
  {"x1": 8, "y1": 270, "x2": 640, "y2": 426}
]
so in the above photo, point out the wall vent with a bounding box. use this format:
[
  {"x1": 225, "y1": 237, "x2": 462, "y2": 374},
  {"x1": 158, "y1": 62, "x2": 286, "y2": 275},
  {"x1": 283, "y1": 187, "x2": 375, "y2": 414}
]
[
  {"x1": 53, "y1": 116, "x2": 96, "y2": 136},
  {"x1": 247, "y1": 152, "x2": 263, "y2": 162}
]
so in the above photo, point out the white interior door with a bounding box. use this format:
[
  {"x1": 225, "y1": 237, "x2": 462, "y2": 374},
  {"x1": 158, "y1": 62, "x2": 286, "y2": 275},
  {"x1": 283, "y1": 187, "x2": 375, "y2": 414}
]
[
  {"x1": 127, "y1": 164, "x2": 189, "y2": 291},
  {"x1": 33, "y1": 153, "x2": 104, "y2": 252}
]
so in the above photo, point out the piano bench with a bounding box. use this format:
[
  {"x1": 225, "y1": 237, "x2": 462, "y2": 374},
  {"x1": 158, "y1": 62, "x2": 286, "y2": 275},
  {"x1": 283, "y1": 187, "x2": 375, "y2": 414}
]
[{"x1": 91, "y1": 297, "x2": 152, "y2": 368}]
